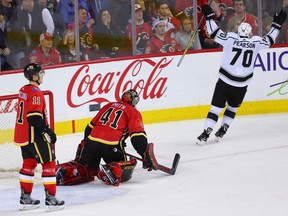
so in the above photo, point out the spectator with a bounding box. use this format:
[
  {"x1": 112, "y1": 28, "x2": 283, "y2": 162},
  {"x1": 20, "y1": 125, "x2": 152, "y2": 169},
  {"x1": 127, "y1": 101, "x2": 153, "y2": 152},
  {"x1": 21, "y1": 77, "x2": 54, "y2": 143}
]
[
  {"x1": 135, "y1": 0, "x2": 151, "y2": 23},
  {"x1": 125, "y1": 4, "x2": 153, "y2": 55},
  {"x1": 20, "y1": 0, "x2": 55, "y2": 50},
  {"x1": 0, "y1": 0, "x2": 16, "y2": 22},
  {"x1": 0, "y1": 10, "x2": 13, "y2": 71},
  {"x1": 37, "y1": 0, "x2": 65, "y2": 48},
  {"x1": 57, "y1": 29, "x2": 85, "y2": 63},
  {"x1": 93, "y1": 8, "x2": 130, "y2": 57},
  {"x1": 224, "y1": 0, "x2": 258, "y2": 35},
  {"x1": 173, "y1": 16, "x2": 202, "y2": 50},
  {"x1": 144, "y1": 18, "x2": 181, "y2": 54},
  {"x1": 58, "y1": 0, "x2": 89, "y2": 28},
  {"x1": 225, "y1": 13, "x2": 241, "y2": 32},
  {"x1": 108, "y1": 0, "x2": 130, "y2": 30},
  {"x1": 154, "y1": 0, "x2": 180, "y2": 37},
  {"x1": 68, "y1": 7, "x2": 105, "y2": 60},
  {"x1": 87, "y1": 0, "x2": 110, "y2": 25},
  {"x1": 28, "y1": 32, "x2": 62, "y2": 67}
]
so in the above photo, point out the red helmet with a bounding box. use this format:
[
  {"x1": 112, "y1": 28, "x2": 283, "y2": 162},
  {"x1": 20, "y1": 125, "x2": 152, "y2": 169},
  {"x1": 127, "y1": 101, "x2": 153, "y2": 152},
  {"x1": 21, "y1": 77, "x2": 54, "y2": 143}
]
[{"x1": 121, "y1": 89, "x2": 140, "y2": 106}]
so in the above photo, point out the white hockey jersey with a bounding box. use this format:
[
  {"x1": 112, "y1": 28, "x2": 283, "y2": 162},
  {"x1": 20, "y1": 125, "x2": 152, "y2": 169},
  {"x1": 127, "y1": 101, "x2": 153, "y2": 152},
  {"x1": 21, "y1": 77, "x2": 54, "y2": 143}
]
[{"x1": 206, "y1": 19, "x2": 280, "y2": 87}]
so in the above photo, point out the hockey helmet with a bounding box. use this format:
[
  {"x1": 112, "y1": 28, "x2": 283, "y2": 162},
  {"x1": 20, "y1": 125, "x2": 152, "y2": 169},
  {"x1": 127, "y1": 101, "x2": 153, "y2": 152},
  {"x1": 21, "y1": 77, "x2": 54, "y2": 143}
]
[
  {"x1": 121, "y1": 89, "x2": 140, "y2": 106},
  {"x1": 237, "y1": 22, "x2": 252, "y2": 37},
  {"x1": 24, "y1": 63, "x2": 43, "y2": 80}
]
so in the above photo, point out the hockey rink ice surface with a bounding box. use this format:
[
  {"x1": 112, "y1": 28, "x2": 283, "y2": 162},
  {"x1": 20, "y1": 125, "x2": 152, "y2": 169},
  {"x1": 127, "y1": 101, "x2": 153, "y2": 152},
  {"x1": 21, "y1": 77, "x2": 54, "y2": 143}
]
[{"x1": 1, "y1": 113, "x2": 288, "y2": 216}]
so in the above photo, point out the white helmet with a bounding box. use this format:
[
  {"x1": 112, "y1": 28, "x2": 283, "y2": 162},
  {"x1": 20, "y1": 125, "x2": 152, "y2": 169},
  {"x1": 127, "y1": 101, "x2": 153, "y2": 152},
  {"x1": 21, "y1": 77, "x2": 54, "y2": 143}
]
[{"x1": 237, "y1": 22, "x2": 252, "y2": 37}]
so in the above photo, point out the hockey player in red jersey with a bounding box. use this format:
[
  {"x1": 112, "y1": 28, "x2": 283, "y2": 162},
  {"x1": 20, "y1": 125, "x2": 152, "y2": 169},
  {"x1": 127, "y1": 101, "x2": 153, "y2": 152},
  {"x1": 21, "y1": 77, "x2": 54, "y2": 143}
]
[
  {"x1": 14, "y1": 63, "x2": 64, "y2": 211},
  {"x1": 56, "y1": 89, "x2": 159, "y2": 186},
  {"x1": 196, "y1": 5, "x2": 287, "y2": 145}
]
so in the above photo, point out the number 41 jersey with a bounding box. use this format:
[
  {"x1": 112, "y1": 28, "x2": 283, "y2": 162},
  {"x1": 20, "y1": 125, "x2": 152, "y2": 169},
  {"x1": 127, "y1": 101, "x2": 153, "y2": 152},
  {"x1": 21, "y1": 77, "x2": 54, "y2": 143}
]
[{"x1": 88, "y1": 101, "x2": 146, "y2": 145}]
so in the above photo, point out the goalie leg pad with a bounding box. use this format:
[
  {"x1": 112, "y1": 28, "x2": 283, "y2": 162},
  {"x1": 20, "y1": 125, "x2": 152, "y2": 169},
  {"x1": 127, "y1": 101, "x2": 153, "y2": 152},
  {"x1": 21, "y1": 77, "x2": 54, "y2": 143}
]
[
  {"x1": 118, "y1": 158, "x2": 137, "y2": 182},
  {"x1": 56, "y1": 161, "x2": 94, "y2": 185}
]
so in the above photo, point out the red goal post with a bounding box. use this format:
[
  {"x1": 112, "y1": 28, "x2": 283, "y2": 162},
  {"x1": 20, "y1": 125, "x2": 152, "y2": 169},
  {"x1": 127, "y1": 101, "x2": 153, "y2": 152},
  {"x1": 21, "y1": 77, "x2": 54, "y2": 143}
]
[{"x1": 0, "y1": 90, "x2": 54, "y2": 174}]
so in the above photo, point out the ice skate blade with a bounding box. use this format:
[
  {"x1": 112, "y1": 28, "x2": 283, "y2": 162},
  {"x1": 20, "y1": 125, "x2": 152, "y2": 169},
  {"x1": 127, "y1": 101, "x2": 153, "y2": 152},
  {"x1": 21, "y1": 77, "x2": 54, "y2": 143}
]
[
  {"x1": 46, "y1": 205, "x2": 65, "y2": 212},
  {"x1": 19, "y1": 204, "x2": 40, "y2": 211},
  {"x1": 196, "y1": 140, "x2": 206, "y2": 146}
]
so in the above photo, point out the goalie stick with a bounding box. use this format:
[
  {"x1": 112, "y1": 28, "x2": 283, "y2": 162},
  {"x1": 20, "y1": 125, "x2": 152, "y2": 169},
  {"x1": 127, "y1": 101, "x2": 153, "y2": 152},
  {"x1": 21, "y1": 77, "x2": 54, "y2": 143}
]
[{"x1": 113, "y1": 148, "x2": 180, "y2": 175}]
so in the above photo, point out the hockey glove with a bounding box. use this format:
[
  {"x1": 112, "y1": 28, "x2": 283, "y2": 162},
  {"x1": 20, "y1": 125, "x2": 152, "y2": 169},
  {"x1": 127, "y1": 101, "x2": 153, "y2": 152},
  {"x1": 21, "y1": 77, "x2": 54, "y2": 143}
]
[
  {"x1": 42, "y1": 125, "x2": 57, "y2": 144},
  {"x1": 272, "y1": 9, "x2": 287, "y2": 29},
  {"x1": 184, "y1": 7, "x2": 194, "y2": 19},
  {"x1": 202, "y1": 4, "x2": 215, "y2": 20},
  {"x1": 142, "y1": 143, "x2": 159, "y2": 171}
]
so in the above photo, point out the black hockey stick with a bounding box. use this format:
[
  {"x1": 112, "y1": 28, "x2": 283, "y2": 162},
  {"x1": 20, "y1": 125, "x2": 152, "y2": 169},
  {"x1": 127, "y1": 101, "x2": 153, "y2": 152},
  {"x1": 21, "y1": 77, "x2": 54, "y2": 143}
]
[{"x1": 113, "y1": 148, "x2": 180, "y2": 175}]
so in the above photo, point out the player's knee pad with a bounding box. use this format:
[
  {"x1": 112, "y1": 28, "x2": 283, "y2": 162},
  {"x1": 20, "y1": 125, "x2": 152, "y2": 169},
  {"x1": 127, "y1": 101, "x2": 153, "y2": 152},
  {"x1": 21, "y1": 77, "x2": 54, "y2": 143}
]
[
  {"x1": 21, "y1": 158, "x2": 38, "y2": 174},
  {"x1": 42, "y1": 160, "x2": 56, "y2": 176},
  {"x1": 56, "y1": 160, "x2": 94, "y2": 185}
]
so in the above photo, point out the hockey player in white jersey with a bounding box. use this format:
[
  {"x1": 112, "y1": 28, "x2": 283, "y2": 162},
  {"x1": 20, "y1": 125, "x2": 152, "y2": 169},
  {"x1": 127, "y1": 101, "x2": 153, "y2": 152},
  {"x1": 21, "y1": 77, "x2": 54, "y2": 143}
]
[{"x1": 196, "y1": 5, "x2": 287, "y2": 145}]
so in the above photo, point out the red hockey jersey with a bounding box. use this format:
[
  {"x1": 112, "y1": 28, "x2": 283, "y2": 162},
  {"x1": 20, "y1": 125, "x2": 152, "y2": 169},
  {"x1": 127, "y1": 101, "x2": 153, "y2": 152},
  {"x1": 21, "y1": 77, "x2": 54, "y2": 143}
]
[
  {"x1": 144, "y1": 35, "x2": 182, "y2": 54},
  {"x1": 88, "y1": 101, "x2": 146, "y2": 145},
  {"x1": 14, "y1": 84, "x2": 48, "y2": 146}
]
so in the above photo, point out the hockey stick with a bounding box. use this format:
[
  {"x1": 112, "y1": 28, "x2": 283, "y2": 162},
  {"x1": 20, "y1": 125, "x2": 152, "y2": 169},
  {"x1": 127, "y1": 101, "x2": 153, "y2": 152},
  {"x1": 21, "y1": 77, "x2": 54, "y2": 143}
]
[
  {"x1": 177, "y1": 0, "x2": 212, "y2": 67},
  {"x1": 113, "y1": 148, "x2": 180, "y2": 175}
]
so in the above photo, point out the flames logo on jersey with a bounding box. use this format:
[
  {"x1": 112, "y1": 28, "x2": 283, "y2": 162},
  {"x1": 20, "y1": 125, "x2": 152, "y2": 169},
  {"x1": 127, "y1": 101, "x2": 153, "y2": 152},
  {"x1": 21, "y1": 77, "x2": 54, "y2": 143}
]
[
  {"x1": 136, "y1": 32, "x2": 149, "y2": 48},
  {"x1": 160, "y1": 44, "x2": 175, "y2": 53},
  {"x1": 80, "y1": 32, "x2": 93, "y2": 49}
]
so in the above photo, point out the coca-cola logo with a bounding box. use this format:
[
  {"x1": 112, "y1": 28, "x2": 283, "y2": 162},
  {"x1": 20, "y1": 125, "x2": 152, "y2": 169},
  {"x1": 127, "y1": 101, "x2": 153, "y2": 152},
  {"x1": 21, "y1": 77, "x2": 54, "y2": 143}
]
[
  {"x1": 67, "y1": 57, "x2": 173, "y2": 108},
  {"x1": 0, "y1": 99, "x2": 18, "y2": 114}
]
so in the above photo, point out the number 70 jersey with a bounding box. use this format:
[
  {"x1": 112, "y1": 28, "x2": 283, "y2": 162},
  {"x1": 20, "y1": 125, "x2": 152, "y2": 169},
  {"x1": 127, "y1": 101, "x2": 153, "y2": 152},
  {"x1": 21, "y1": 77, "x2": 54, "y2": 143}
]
[
  {"x1": 206, "y1": 19, "x2": 280, "y2": 87},
  {"x1": 215, "y1": 31, "x2": 272, "y2": 87}
]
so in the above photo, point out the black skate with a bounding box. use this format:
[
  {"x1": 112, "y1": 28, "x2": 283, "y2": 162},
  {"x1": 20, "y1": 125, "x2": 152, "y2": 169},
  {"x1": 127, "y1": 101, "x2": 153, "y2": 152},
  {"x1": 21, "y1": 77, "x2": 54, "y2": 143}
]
[
  {"x1": 19, "y1": 189, "x2": 40, "y2": 211},
  {"x1": 45, "y1": 190, "x2": 65, "y2": 212},
  {"x1": 196, "y1": 127, "x2": 212, "y2": 145},
  {"x1": 214, "y1": 124, "x2": 229, "y2": 142}
]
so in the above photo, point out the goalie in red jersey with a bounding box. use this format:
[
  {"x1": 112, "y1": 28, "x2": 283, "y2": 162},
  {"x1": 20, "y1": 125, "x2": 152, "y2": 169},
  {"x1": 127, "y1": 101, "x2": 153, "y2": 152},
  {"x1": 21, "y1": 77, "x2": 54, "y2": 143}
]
[{"x1": 56, "y1": 89, "x2": 159, "y2": 186}]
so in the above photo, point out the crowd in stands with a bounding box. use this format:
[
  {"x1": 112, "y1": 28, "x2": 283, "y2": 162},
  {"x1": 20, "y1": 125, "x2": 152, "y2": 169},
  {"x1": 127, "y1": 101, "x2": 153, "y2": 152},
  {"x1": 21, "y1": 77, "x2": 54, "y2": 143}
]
[{"x1": 0, "y1": 0, "x2": 287, "y2": 71}]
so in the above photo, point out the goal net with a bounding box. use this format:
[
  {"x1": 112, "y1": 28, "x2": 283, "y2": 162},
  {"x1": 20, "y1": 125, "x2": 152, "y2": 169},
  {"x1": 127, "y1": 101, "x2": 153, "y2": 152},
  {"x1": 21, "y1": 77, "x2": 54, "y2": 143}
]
[{"x1": 0, "y1": 91, "x2": 54, "y2": 177}]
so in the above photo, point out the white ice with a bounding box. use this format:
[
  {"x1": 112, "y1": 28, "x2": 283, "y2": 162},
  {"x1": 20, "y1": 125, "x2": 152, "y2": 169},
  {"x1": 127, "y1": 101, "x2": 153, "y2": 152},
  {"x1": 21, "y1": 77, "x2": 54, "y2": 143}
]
[{"x1": 1, "y1": 113, "x2": 288, "y2": 216}]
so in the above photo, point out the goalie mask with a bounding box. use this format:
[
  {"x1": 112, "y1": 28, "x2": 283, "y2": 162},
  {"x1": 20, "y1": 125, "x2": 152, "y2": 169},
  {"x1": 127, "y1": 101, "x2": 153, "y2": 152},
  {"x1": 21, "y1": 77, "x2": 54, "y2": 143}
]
[
  {"x1": 121, "y1": 89, "x2": 140, "y2": 107},
  {"x1": 237, "y1": 22, "x2": 252, "y2": 38}
]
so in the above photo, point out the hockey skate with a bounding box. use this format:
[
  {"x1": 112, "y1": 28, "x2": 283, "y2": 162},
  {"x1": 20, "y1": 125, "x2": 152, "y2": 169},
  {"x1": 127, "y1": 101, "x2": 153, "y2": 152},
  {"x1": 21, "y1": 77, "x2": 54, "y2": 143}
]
[
  {"x1": 99, "y1": 164, "x2": 119, "y2": 186},
  {"x1": 196, "y1": 127, "x2": 212, "y2": 145},
  {"x1": 214, "y1": 124, "x2": 229, "y2": 142},
  {"x1": 19, "y1": 189, "x2": 40, "y2": 211},
  {"x1": 45, "y1": 190, "x2": 65, "y2": 212}
]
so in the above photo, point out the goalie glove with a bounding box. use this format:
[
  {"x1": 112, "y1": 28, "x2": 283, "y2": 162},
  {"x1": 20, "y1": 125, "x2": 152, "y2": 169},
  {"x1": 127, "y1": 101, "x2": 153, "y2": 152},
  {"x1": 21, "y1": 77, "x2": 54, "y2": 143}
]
[
  {"x1": 142, "y1": 143, "x2": 159, "y2": 171},
  {"x1": 42, "y1": 125, "x2": 57, "y2": 144}
]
